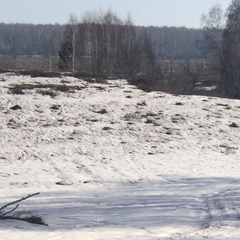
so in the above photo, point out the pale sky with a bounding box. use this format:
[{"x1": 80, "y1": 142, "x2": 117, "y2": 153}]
[{"x1": 0, "y1": 0, "x2": 232, "y2": 28}]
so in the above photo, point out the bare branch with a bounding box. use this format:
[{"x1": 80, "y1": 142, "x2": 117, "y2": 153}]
[
  {"x1": 0, "y1": 192, "x2": 40, "y2": 212},
  {"x1": 1, "y1": 204, "x2": 19, "y2": 217},
  {"x1": 0, "y1": 192, "x2": 46, "y2": 226}
]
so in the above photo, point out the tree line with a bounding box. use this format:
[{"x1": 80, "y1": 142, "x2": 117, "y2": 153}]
[
  {"x1": 0, "y1": 21, "x2": 203, "y2": 60},
  {"x1": 1, "y1": 1, "x2": 240, "y2": 98},
  {"x1": 0, "y1": 23, "x2": 64, "y2": 57}
]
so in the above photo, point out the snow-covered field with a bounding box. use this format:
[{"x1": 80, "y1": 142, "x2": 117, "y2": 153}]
[{"x1": 0, "y1": 72, "x2": 240, "y2": 239}]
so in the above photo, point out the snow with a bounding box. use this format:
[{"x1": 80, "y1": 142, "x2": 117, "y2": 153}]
[{"x1": 0, "y1": 72, "x2": 240, "y2": 239}]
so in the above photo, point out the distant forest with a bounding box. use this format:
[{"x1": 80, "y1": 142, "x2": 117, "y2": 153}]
[{"x1": 0, "y1": 23, "x2": 203, "y2": 60}]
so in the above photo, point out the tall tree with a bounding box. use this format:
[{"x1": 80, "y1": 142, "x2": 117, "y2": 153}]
[
  {"x1": 69, "y1": 14, "x2": 78, "y2": 72},
  {"x1": 58, "y1": 33, "x2": 73, "y2": 71},
  {"x1": 201, "y1": 3, "x2": 225, "y2": 68},
  {"x1": 135, "y1": 31, "x2": 155, "y2": 74},
  {"x1": 58, "y1": 14, "x2": 78, "y2": 72},
  {"x1": 222, "y1": 0, "x2": 240, "y2": 97}
]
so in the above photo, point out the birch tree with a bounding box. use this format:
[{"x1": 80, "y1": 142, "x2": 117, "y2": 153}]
[{"x1": 69, "y1": 14, "x2": 78, "y2": 72}]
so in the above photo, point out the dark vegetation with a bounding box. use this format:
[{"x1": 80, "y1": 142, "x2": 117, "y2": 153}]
[
  {"x1": 0, "y1": 193, "x2": 47, "y2": 226},
  {"x1": 18, "y1": 70, "x2": 61, "y2": 78},
  {"x1": 8, "y1": 81, "x2": 85, "y2": 96},
  {"x1": 1, "y1": 2, "x2": 240, "y2": 99},
  {"x1": 7, "y1": 70, "x2": 109, "y2": 97}
]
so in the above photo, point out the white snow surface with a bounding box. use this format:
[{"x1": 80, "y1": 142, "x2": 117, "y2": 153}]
[{"x1": 0, "y1": 72, "x2": 240, "y2": 239}]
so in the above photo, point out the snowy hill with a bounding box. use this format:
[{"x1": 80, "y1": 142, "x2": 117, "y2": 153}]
[{"x1": 0, "y1": 72, "x2": 240, "y2": 239}]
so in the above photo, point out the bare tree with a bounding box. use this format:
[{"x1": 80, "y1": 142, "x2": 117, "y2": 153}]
[
  {"x1": 180, "y1": 59, "x2": 204, "y2": 93},
  {"x1": 82, "y1": 11, "x2": 94, "y2": 72},
  {"x1": 43, "y1": 29, "x2": 54, "y2": 72},
  {"x1": 222, "y1": 0, "x2": 240, "y2": 97},
  {"x1": 201, "y1": 3, "x2": 225, "y2": 69},
  {"x1": 69, "y1": 13, "x2": 79, "y2": 72},
  {"x1": 202, "y1": 0, "x2": 240, "y2": 98}
]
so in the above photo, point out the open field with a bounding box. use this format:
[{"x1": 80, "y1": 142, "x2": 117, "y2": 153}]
[{"x1": 0, "y1": 72, "x2": 240, "y2": 239}]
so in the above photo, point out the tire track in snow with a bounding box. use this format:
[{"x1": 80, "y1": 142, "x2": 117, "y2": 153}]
[
  {"x1": 161, "y1": 188, "x2": 240, "y2": 240},
  {"x1": 204, "y1": 188, "x2": 240, "y2": 229}
]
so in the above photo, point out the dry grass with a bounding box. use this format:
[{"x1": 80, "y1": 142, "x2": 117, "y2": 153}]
[
  {"x1": 8, "y1": 83, "x2": 84, "y2": 96},
  {"x1": 18, "y1": 70, "x2": 62, "y2": 78}
]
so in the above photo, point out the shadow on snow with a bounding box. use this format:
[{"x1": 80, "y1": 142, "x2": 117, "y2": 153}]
[{"x1": 1, "y1": 176, "x2": 240, "y2": 231}]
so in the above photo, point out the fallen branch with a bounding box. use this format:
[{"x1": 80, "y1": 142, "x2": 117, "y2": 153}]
[{"x1": 0, "y1": 192, "x2": 47, "y2": 226}]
